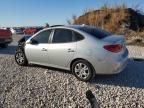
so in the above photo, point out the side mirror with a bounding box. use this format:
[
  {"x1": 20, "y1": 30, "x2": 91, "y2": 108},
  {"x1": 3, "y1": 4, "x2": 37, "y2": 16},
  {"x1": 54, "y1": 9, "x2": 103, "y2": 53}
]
[{"x1": 30, "y1": 39, "x2": 39, "y2": 44}]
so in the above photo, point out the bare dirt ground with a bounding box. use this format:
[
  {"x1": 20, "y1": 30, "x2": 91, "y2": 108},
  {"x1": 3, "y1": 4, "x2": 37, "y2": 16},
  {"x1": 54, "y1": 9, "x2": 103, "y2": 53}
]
[{"x1": 0, "y1": 35, "x2": 144, "y2": 108}]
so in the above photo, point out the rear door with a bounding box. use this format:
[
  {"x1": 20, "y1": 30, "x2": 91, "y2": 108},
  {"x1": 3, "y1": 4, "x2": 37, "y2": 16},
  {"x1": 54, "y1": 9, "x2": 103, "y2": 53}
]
[
  {"x1": 48, "y1": 28, "x2": 76, "y2": 69},
  {"x1": 25, "y1": 30, "x2": 52, "y2": 65}
]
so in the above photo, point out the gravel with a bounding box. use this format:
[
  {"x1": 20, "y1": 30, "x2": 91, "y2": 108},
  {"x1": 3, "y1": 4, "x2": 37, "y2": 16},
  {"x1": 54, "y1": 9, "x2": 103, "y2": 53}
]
[
  {"x1": 127, "y1": 46, "x2": 144, "y2": 59},
  {"x1": 0, "y1": 35, "x2": 144, "y2": 108}
]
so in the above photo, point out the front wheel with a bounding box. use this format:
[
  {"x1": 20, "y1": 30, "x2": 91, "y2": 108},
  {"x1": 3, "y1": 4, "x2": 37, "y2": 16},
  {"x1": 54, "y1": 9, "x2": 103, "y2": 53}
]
[
  {"x1": 72, "y1": 60, "x2": 95, "y2": 82},
  {"x1": 15, "y1": 50, "x2": 28, "y2": 66}
]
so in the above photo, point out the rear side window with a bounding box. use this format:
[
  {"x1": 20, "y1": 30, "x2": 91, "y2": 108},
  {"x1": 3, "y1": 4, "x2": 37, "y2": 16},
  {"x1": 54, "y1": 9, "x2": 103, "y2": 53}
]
[
  {"x1": 78, "y1": 27, "x2": 110, "y2": 39},
  {"x1": 32, "y1": 30, "x2": 51, "y2": 43},
  {"x1": 52, "y1": 29, "x2": 73, "y2": 43},
  {"x1": 73, "y1": 31, "x2": 84, "y2": 41}
]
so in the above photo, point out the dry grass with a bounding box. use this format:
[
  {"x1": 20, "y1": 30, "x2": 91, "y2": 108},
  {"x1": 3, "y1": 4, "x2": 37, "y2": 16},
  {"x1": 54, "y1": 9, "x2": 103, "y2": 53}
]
[
  {"x1": 73, "y1": 4, "x2": 130, "y2": 33},
  {"x1": 68, "y1": 4, "x2": 144, "y2": 46}
]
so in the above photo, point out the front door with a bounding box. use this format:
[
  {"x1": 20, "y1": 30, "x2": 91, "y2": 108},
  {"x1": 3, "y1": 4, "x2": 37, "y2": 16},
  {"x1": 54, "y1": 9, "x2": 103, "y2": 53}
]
[{"x1": 25, "y1": 30, "x2": 52, "y2": 65}]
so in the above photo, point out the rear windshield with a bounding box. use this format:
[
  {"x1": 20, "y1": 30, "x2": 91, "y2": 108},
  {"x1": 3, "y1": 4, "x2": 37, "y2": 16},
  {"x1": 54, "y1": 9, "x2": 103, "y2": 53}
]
[{"x1": 77, "y1": 26, "x2": 111, "y2": 39}]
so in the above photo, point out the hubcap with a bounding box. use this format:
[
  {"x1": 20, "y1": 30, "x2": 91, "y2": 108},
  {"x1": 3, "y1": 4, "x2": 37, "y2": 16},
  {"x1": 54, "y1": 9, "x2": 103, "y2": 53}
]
[
  {"x1": 16, "y1": 52, "x2": 24, "y2": 64},
  {"x1": 74, "y1": 63, "x2": 90, "y2": 79}
]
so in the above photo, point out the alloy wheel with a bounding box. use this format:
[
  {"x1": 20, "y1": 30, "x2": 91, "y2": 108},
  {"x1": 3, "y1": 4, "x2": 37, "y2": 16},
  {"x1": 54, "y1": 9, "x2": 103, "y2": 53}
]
[
  {"x1": 15, "y1": 52, "x2": 25, "y2": 64},
  {"x1": 74, "y1": 63, "x2": 90, "y2": 80}
]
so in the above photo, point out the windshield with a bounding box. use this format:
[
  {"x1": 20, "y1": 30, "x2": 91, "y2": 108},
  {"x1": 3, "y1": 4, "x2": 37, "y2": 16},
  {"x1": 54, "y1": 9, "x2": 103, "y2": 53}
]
[{"x1": 19, "y1": 36, "x2": 30, "y2": 43}]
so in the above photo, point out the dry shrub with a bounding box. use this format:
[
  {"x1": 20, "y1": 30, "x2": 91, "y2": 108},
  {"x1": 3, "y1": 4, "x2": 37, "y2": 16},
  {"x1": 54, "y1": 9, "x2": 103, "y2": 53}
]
[
  {"x1": 73, "y1": 4, "x2": 130, "y2": 33},
  {"x1": 68, "y1": 4, "x2": 144, "y2": 45}
]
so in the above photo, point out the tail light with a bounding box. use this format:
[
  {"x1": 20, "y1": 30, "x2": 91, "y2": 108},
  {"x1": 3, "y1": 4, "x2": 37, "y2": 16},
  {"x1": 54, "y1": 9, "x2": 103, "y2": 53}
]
[{"x1": 103, "y1": 44, "x2": 122, "y2": 53}]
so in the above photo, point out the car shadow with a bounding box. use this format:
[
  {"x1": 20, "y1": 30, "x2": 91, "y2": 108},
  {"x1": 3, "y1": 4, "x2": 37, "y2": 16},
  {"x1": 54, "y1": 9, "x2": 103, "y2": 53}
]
[
  {"x1": 28, "y1": 64, "x2": 71, "y2": 74},
  {"x1": 90, "y1": 59, "x2": 144, "y2": 89},
  {"x1": 0, "y1": 45, "x2": 17, "y2": 55},
  {"x1": 28, "y1": 58, "x2": 144, "y2": 88}
]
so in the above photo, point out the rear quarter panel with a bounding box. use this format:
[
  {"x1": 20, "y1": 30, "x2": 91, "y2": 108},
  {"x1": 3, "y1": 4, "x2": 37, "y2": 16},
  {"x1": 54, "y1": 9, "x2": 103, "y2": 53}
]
[{"x1": 68, "y1": 34, "x2": 108, "y2": 73}]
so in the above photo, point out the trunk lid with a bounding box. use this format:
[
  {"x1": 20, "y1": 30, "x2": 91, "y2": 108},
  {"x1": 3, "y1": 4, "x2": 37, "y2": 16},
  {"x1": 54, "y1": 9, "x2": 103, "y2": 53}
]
[{"x1": 102, "y1": 35, "x2": 125, "y2": 45}]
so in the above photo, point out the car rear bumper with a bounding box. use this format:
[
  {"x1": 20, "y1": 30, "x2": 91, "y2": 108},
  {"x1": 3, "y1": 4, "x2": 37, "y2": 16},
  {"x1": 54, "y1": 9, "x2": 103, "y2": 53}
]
[
  {"x1": 0, "y1": 38, "x2": 12, "y2": 44},
  {"x1": 93, "y1": 48, "x2": 129, "y2": 74},
  {"x1": 111, "y1": 53, "x2": 128, "y2": 74}
]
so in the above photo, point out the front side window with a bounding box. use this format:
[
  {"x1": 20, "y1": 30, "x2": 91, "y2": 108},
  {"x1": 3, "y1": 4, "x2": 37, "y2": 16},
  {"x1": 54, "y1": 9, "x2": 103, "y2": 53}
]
[
  {"x1": 52, "y1": 29, "x2": 73, "y2": 43},
  {"x1": 32, "y1": 30, "x2": 51, "y2": 43}
]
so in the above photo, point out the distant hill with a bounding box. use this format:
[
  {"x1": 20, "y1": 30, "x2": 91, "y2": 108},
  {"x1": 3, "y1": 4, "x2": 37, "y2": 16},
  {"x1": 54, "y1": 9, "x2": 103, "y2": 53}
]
[
  {"x1": 74, "y1": 7, "x2": 144, "y2": 33},
  {"x1": 71, "y1": 6, "x2": 144, "y2": 46}
]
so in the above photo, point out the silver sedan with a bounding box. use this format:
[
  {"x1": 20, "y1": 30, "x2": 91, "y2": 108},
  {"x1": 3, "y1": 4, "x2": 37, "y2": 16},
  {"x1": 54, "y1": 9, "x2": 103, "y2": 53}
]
[{"x1": 15, "y1": 25, "x2": 128, "y2": 82}]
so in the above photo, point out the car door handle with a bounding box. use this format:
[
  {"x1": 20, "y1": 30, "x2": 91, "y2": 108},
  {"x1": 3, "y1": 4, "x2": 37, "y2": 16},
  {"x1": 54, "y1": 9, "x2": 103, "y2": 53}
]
[
  {"x1": 41, "y1": 48, "x2": 47, "y2": 51},
  {"x1": 68, "y1": 48, "x2": 75, "y2": 52}
]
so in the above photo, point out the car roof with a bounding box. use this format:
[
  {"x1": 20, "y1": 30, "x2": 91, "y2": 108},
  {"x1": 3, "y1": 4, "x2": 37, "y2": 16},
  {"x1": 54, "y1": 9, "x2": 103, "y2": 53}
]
[
  {"x1": 49, "y1": 24, "x2": 86, "y2": 28},
  {"x1": 48, "y1": 24, "x2": 102, "y2": 31}
]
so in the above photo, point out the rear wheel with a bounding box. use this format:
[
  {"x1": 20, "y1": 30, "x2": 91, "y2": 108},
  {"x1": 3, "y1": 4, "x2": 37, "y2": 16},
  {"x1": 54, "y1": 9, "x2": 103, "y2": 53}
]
[
  {"x1": 72, "y1": 60, "x2": 95, "y2": 82},
  {"x1": 15, "y1": 50, "x2": 28, "y2": 66}
]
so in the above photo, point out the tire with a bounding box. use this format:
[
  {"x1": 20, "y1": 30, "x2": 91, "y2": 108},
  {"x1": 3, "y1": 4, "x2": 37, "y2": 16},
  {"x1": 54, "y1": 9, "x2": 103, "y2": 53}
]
[
  {"x1": 72, "y1": 60, "x2": 95, "y2": 82},
  {"x1": 0, "y1": 44, "x2": 8, "y2": 48},
  {"x1": 15, "y1": 49, "x2": 28, "y2": 66}
]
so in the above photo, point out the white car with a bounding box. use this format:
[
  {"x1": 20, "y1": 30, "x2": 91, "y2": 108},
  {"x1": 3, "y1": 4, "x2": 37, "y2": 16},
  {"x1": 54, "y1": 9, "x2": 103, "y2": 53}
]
[
  {"x1": 15, "y1": 25, "x2": 128, "y2": 82},
  {"x1": 10, "y1": 28, "x2": 23, "y2": 34},
  {"x1": 10, "y1": 28, "x2": 16, "y2": 34}
]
